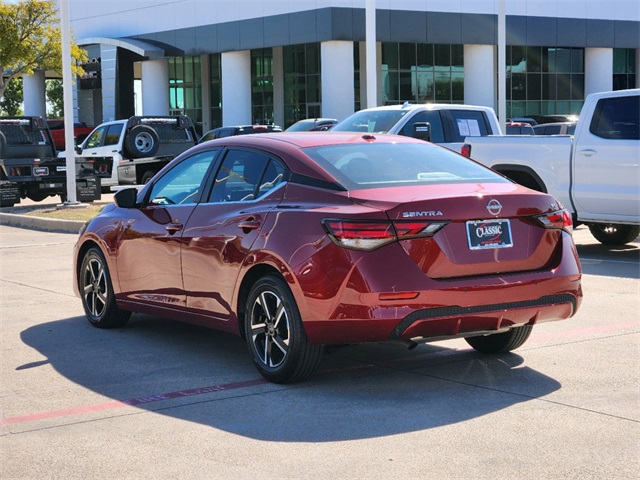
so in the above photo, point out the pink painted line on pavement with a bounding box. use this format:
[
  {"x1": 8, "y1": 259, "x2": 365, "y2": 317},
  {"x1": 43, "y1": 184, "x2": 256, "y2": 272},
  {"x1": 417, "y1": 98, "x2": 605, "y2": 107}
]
[{"x1": 3, "y1": 378, "x2": 267, "y2": 426}]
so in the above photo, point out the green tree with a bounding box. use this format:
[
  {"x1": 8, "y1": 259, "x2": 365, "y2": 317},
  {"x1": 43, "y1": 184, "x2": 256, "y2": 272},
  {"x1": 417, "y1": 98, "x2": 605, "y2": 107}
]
[
  {"x1": 0, "y1": 0, "x2": 87, "y2": 100},
  {"x1": 0, "y1": 77, "x2": 23, "y2": 115},
  {"x1": 46, "y1": 78, "x2": 64, "y2": 117}
]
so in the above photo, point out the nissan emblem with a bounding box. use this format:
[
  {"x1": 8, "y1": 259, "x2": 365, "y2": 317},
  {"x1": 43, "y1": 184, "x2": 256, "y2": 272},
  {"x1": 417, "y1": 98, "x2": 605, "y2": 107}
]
[{"x1": 487, "y1": 199, "x2": 502, "y2": 216}]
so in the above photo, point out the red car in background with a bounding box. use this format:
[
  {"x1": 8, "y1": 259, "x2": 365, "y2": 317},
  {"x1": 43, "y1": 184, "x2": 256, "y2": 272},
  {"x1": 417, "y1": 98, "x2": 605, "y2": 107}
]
[
  {"x1": 46, "y1": 119, "x2": 94, "y2": 151},
  {"x1": 73, "y1": 132, "x2": 582, "y2": 383}
]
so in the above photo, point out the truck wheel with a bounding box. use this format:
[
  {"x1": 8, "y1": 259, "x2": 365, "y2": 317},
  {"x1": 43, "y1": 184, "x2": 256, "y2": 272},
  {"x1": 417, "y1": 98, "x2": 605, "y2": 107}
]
[
  {"x1": 244, "y1": 275, "x2": 323, "y2": 383},
  {"x1": 26, "y1": 192, "x2": 49, "y2": 202},
  {"x1": 124, "y1": 125, "x2": 159, "y2": 159},
  {"x1": 465, "y1": 325, "x2": 533, "y2": 353},
  {"x1": 588, "y1": 224, "x2": 640, "y2": 245},
  {"x1": 141, "y1": 170, "x2": 155, "y2": 184}
]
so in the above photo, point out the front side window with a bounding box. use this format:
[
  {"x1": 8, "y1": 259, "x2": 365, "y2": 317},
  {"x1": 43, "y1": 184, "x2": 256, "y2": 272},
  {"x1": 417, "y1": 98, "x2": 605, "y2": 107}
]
[
  {"x1": 400, "y1": 110, "x2": 445, "y2": 143},
  {"x1": 149, "y1": 149, "x2": 219, "y2": 205},
  {"x1": 84, "y1": 126, "x2": 107, "y2": 148},
  {"x1": 590, "y1": 96, "x2": 640, "y2": 140}
]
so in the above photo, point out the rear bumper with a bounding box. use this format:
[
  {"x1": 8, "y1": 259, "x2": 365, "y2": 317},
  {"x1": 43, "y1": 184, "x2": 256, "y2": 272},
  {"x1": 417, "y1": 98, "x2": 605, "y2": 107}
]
[{"x1": 298, "y1": 233, "x2": 582, "y2": 345}]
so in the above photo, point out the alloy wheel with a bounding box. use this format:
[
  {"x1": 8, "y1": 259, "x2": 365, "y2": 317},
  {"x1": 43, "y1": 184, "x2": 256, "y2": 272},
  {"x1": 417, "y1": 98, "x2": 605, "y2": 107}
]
[{"x1": 249, "y1": 290, "x2": 290, "y2": 368}]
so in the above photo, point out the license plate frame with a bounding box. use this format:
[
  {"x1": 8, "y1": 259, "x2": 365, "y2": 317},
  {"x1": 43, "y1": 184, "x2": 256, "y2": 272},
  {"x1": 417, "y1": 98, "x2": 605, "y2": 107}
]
[{"x1": 466, "y1": 219, "x2": 513, "y2": 250}]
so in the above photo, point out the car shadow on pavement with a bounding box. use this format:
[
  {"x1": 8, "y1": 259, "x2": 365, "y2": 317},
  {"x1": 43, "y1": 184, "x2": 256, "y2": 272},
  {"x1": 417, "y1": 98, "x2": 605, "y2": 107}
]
[
  {"x1": 20, "y1": 314, "x2": 561, "y2": 442},
  {"x1": 575, "y1": 242, "x2": 640, "y2": 279}
]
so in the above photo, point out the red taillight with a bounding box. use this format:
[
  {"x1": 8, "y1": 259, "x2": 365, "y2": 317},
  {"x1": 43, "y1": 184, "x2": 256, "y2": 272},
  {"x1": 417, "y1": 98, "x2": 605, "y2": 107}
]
[
  {"x1": 460, "y1": 144, "x2": 471, "y2": 158},
  {"x1": 533, "y1": 209, "x2": 573, "y2": 234},
  {"x1": 323, "y1": 219, "x2": 448, "y2": 251}
]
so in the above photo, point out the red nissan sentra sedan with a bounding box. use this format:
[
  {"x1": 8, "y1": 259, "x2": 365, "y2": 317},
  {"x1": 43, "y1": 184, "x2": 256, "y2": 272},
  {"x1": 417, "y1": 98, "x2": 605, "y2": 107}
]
[{"x1": 74, "y1": 132, "x2": 582, "y2": 383}]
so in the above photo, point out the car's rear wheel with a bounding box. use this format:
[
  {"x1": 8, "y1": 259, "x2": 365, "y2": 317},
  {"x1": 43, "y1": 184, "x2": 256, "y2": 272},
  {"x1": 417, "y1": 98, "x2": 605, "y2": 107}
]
[
  {"x1": 244, "y1": 275, "x2": 323, "y2": 383},
  {"x1": 465, "y1": 325, "x2": 533, "y2": 353},
  {"x1": 80, "y1": 247, "x2": 130, "y2": 328},
  {"x1": 588, "y1": 223, "x2": 640, "y2": 245}
]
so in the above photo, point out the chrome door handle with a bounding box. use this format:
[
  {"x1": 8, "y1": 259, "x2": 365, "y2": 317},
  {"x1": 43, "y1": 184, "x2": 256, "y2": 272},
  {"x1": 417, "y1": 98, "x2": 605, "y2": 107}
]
[{"x1": 165, "y1": 223, "x2": 183, "y2": 234}]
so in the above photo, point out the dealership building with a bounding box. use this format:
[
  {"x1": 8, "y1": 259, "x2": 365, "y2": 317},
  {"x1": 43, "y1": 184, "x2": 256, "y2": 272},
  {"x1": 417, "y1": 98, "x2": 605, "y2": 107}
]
[{"x1": 21, "y1": 0, "x2": 640, "y2": 133}]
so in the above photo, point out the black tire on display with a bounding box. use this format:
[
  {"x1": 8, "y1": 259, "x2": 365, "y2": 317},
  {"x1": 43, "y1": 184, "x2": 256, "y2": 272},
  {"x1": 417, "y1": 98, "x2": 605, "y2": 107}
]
[
  {"x1": 79, "y1": 247, "x2": 131, "y2": 328},
  {"x1": 465, "y1": 325, "x2": 533, "y2": 354},
  {"x1": 244, "y1": 275, "x2": 323, "y2": 383},
  {"x1": 588, "y1": 223, "x2": 640, "y2": 246},
  {"x1": 26, "y1": 192, "x2": 49, "y2": 202},
  {"x1": 123, "y1": 125, "x2": 159, "y2": 159}
]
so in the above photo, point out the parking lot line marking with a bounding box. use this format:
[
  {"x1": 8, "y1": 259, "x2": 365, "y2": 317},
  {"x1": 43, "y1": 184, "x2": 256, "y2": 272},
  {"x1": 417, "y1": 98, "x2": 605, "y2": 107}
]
[{"x1": 2, "y1": 378, "x2": 267, "y2": 426}]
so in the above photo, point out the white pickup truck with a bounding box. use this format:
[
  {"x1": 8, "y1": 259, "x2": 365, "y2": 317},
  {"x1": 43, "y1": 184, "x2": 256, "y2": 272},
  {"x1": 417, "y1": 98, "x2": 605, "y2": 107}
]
[
  {"x1": 64, "y1": 115, "x2": 198, "y2": 189},
  {"x1": 331, "y1": 103, "x2": 502, "y2": 152},
  {"x1": 462, "y1": 89, "x2": 640, "y2": 245}
]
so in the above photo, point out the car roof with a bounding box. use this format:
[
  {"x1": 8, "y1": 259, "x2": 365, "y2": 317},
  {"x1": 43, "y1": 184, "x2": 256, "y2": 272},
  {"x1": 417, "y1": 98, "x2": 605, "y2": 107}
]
[
  {"x1": 362, "y1": 103, "x2": 494, "y2": 113},
  {"x1": 194, "y1": 132, "x2": 430, "y2": 180}
]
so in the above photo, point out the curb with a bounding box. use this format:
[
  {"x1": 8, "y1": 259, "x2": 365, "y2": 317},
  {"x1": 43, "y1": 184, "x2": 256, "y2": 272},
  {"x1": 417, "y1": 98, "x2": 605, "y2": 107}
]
[{"x1": 0, "y1": 212, "x2": 84, "y2": 234}]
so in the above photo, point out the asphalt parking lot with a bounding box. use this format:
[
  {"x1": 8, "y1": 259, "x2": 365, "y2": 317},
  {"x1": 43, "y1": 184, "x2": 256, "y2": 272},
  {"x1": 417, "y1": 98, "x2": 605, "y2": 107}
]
[{"x1": 0, "y1": 222, "x2": 638, "y2": 479}]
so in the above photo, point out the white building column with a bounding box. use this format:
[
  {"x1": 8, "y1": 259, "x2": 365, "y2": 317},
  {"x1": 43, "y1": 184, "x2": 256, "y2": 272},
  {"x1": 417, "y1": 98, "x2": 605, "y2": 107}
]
[
  {"x1": 321, "y1": 41, "x2": 355, "y2": 121},
  {"x1": 22, "y1": 70, "x2": 47, "y2": 118},
  {"x1": 464, "y1": 45, "x2": 496, "y2": 111},
  {"x1": 636, "y1": 49, "x2": 640, "y2": 88},
  {"x1": 222, "y1": 50, "x2": 251, "y2": 126},
  {"x1": 141, "y1": 59, "x2": 170, "y2": 116},
  {"x1": 200, "y1": 54, "x2": 211, "y2": 133},
  {"x1": 273, "y1": 47, "x2": 284, "y2": 128},
  {"x1": 585, "y1": 48, "x2": 613, "y2": 95}
]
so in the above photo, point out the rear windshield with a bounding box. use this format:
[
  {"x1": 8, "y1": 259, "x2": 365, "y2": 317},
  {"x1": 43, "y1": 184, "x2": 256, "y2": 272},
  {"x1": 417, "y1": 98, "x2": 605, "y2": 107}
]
[
  {"x1": 331, "y1": 110, "x2": 409, "y2": 133},
  {"x1": 303, "y1": 142, "x2": 509, "y2": 189}
]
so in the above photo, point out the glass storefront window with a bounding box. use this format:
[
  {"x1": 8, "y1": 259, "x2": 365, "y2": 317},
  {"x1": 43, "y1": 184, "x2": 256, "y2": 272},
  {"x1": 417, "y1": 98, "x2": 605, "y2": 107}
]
[
  {"x1": 283, "y1": 43, "x2": 321, "y2": 128},
  {"x1": 381, "y1": 42, "x2": 464, "y2": 105},
  {"x1": 613, "y1": 49, "x2": 637, "y2": 91},
  {"x1": 251, "y1": 48, "x2": 275, "y2": 125},
  {"x1": 506, "y1": 46, "x2": 584, "y2": 117}
]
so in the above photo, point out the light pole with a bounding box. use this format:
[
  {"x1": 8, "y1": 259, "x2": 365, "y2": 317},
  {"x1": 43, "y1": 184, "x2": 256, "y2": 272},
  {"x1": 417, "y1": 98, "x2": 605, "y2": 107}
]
[
  {"x1": 59, "y1": 0, "x2": 78, "y2": 204},
  {"x1": 365, "y1": 0, "x2": 377, "y2": 108},
  {"x1": 497, "y1": 0, "x2": 506, "y2": 133}
]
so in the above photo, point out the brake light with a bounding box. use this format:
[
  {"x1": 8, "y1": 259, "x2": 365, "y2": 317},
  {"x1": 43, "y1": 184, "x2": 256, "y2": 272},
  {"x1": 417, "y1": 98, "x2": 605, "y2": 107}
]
[
  {"x1": 460, "y1": 144, "x2": 471, "y2": 158},
  {"x1": 533, "y1": 209, "x2": 573, "y2": 234},
  {"x1": 323, "y1": 219, "x2": 448, "y2": 251}
]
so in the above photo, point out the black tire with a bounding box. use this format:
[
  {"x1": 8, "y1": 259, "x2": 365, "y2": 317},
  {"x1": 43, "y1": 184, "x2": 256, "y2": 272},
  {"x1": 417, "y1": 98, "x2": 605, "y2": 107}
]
[
  {"x1": 79, "y1": 247, "x2": 131, "y2": 328},
  {"x1": 588, "y1": 223, "x2": 640, "y2": 246},
  {"x1": 140, "y1": 169, "x2": 155, "y2": 184},
  {"x1": 244, "y1": 275, "x2": 323, "y2": 383},
  {"x1": 124, "y1": 125, "x2": 159, "y2": 159},
  {"x1": 465, "y1": 325, "x2": 533, "y2": 354},
  {"x1": 26, "y1": 192, "x2": 49, "y2": 202}
]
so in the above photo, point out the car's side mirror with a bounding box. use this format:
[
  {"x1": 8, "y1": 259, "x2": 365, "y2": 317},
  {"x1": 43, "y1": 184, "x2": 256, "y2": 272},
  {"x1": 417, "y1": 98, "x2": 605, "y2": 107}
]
[
  {"x1": 75, "y1": 145, "x2": 82, "y2": 154},
  {"x1": 114, "y1": 188, "x2": 138, "y2": 208},
  {"x1": 412, "y1": 122, "x2": 432, "y2": 142}
]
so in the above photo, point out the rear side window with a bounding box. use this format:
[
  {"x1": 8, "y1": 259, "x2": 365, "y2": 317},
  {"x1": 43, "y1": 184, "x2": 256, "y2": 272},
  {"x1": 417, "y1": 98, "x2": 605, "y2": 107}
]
[
  {"x1": 304, "y1": 143, "x2": 508, "y2": 190},
  {"x1": 447, "y1": 110, "x2": 492, "y2": 142},
  {"x1": 208, "y1": 149, "x2": 286, "y2": 202},
  {"x1": 590, "y1": 96, "x2": 640, "y2": 140},
  {"x1": 105, "y1": 124, "x2": 123, "y2": 146}
]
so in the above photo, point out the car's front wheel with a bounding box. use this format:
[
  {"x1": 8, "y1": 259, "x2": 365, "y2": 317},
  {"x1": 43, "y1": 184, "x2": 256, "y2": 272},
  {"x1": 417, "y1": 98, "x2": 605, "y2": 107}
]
[
  {"x1": 80, "y1": 247, "x2": 131, "y2": 328},
  {"x1": 244, "y1": 275, "x2": 323, "y2": 383},
  {"x1": 465, "y1": 325, "x2": 533, "y2": 353}
]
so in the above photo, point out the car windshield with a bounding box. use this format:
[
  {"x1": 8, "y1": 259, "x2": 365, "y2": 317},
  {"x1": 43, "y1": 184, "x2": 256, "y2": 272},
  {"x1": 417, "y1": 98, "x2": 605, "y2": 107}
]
[
  {"x1": 303, "y1": 142, "x2": 509, "y2": 189},
  {"x1": 331, "y1": 110, "x2": 409, "y2": 133}
]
